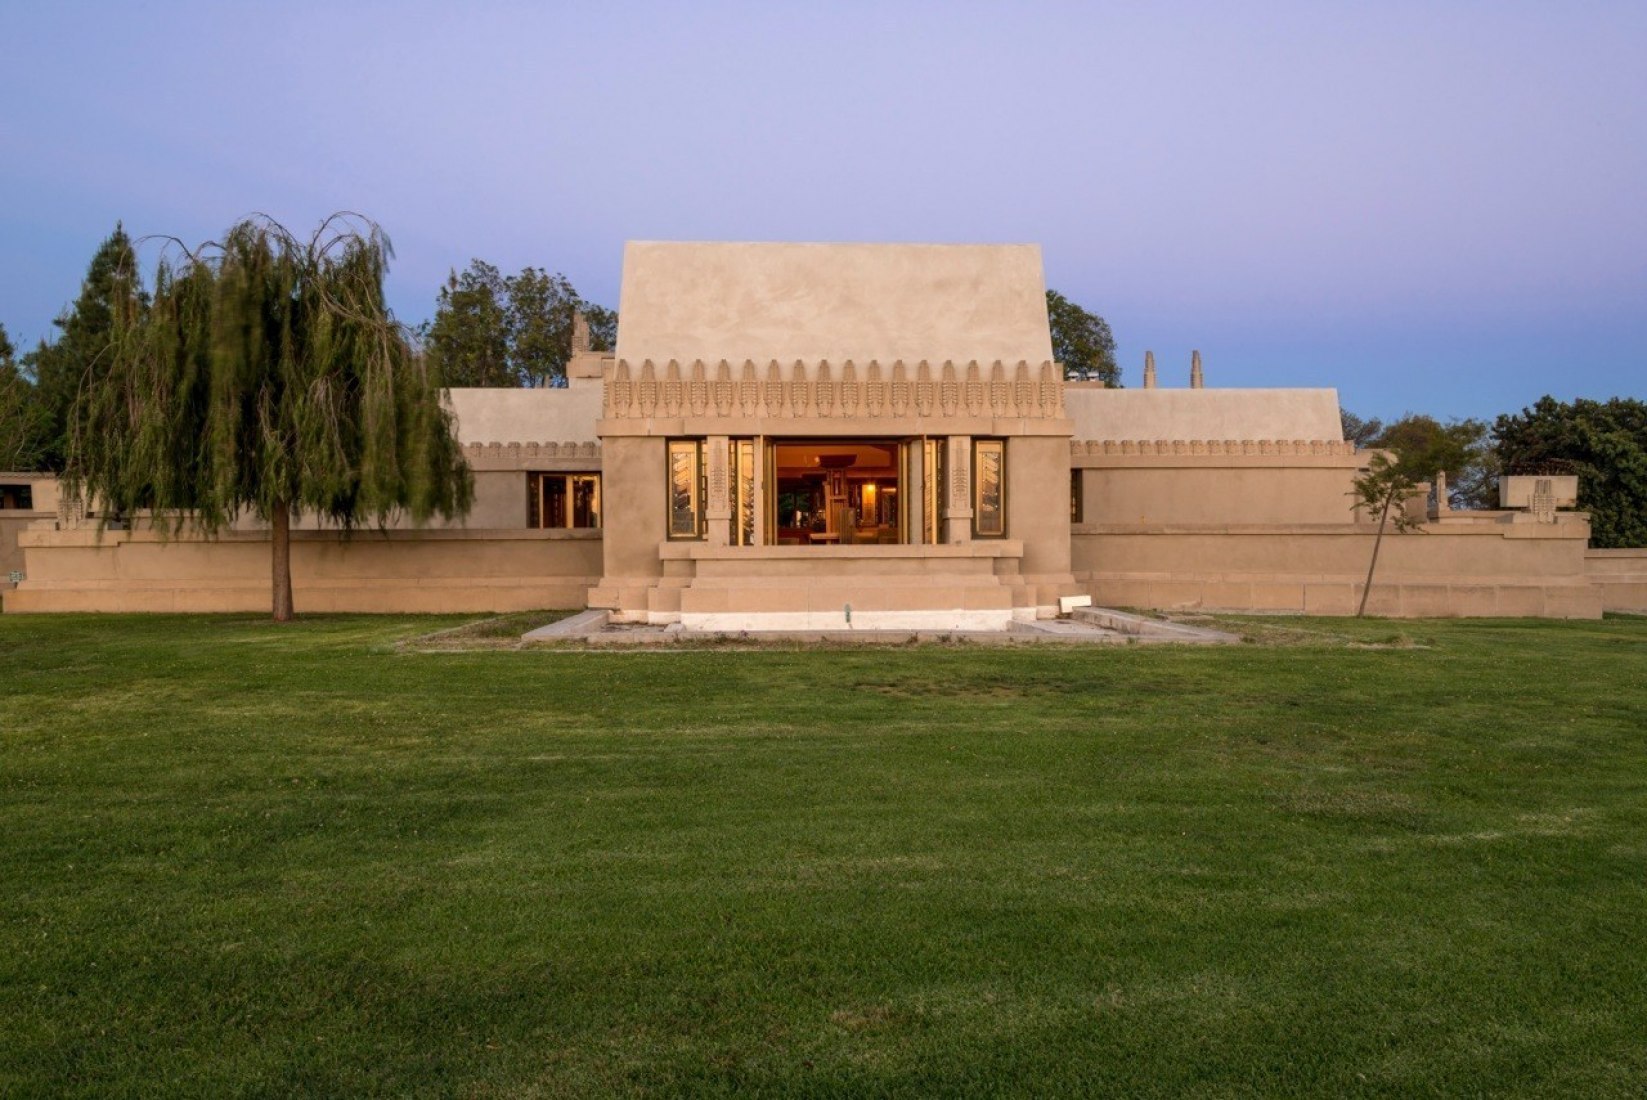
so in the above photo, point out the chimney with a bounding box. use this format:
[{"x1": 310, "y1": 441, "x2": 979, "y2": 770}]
[
  {"x1": 1143, "y1": 350, "x2": 1156, "y2": 389},
  {"x1": 1190, "y1": 349, "x2": 1204, "y2": 389}
]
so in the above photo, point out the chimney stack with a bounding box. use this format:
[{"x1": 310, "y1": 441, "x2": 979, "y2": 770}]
[
  {"x1": 1190, "y1": 349, "x2": 1204, "y2": 389},
  {"x1": 1143, "y1": 350, "x2": 1157, "y2": 389}
]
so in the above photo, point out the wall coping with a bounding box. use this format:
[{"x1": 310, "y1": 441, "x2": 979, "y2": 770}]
[{"x1": 21, "y1": 527, "x2": 602, "y2": 548}]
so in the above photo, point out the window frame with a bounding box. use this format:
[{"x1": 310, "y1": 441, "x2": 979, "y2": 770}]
[
  {"x1": 528, "y1": 472, "x2": 602, "y2": 530},
  {"x1": 971, "y1": 437, "x2": 1007, "y2": 539},
  {"x1": 666, "y1": 438, "x2": 707, "y2": 541}
]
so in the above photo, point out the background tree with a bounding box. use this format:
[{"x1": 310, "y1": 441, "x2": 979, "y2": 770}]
[
  {"x1": 24, "y1": 224, "x2": 148, "y2": 470},
  {"x1": 1492, "y1": 396, "x2": 1647, "y2": 548},
  {"x1": 1372, "y1": 413, "x2": 1493, "y2": 510},
  {"x1": 1350, "y1": 451, "x2": 1425, "y2": 616},
  {"x1": 69, "y1": 214, "x2": 472, "y2": 622},
  {"x1": 0, "y1": 324, "x2": 51, "y2": 470},
  {"x1": 583, "y1": 303, "x2": 618, "y2": 353},
  {"x1": 1046, "y1": 290, "x2": 1119, "y2": 386},
  {"x1": 424, "y1": 259, "x2": 617, "y2": 387},
  {"x1": 422, "y1": 261, "x2": 511, "y2": 386},
  {"x1": 1340, "y1": 408, "x2": 1384, "y2": 449},
  {"x1": 506, "y1": 267, "x2": 581, "y2": 386}
]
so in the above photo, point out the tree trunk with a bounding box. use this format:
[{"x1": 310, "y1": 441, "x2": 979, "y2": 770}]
[
  {"x1": 271, "y1": 502, "x2": 294, "y2": 623},
  {"x1": 1357, "y1": 492, "x2": 1392, "y2": 617}
]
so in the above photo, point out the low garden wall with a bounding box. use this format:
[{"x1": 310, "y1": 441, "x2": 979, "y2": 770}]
[
  {"x1": 6, "y1": 526, "x2": 601, "y2": 614},
  {"x1": 1585, "y1": 549, "x2": 1647, "y2": 613},
  {"x1": 1073, "y1": 512, "x2": 1601, "y2": 618}
]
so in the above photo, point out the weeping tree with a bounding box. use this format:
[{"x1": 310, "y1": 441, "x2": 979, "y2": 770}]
[{"x1": 67, "y1": 214, "x2": 472, "y2": 622}]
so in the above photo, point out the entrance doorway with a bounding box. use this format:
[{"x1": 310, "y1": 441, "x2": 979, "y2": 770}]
[{"x1": 771, "y1": 440, "x2": 902, "y2": 545}]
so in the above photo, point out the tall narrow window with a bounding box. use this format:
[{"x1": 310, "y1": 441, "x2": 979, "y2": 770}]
[
  {"x1": 922, "y1": 437, "x2": 945, "y2": 544},
  {"x1": 973, "y1": 438, "x2": 1006, "y2": 538},
  {"x1": 529, "y1": 473, "x2": 601, "y2": 529},
  {"x1": 730, "y1": 439, "x2": 756, "y2": 546},
  {"x1": 1070, "y1": 468, "x2": 1083, "y2": 524},
  {"x1": 667, "y1": 439, "x2": 704, "y2": 539}
]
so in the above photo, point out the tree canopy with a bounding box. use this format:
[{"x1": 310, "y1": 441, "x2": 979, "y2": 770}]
[
  {"x1": 1046, "y1": 290, "x2": 1119, "y2": 386},
  {"x1": 69, "y1": 214, "x2": 472, "y2": 620},
  {"x1": 1342, "y1": 410, "x2": 1495, "y2": 510},
  {"x1": 1, "y1": 323, "x2": 51, "y2": 471},
  {"x1": 22, "y1": 224, "x2": 148, "y2": 470},
  {"x1": 1492, "y1": 396, "x2": 1647, "y2": 548},
  {"x1": 423, "y1": 260, "x2": 616, "y2": 388}
]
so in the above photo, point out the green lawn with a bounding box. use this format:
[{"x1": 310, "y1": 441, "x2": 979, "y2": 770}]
[{"x1": 2, "y1": 614, "x2": 1645, "y2": 1097}]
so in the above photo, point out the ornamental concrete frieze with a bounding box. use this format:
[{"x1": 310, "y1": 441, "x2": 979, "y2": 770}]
[
  {"x1": 461, "y1": 441, "x2": 602, "y2": 471},
  {"x1": 1070, "y1": 438, "x2": 1357, "y2": 456},
  {"x1": 602, "y1": 359, "x2": 1067, "y2": 421}
]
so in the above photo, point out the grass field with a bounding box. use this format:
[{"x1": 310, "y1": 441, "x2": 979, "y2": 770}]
[{"x1": 2, "y1": 613, "x2": 1645, "y2": 1097}]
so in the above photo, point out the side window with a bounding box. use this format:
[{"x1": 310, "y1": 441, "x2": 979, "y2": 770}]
[
  {"x1": 730, "y1": 439, "x2": 755, "y2": 546},
  {"x1": 667, "y1": 439, "x2": 705, "y2": 540},
  {"x1": 528, "y1": 473, "x2": 601, "y2": 529},
  {"x1": 1070, "y1": 468, "x2": 1083, "y2": 524},
  {"x1": 972, "y1": 439, "x2": 1006, "y2": 538}
]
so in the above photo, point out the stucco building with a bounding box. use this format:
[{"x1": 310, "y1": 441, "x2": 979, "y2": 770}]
[{"x1": 6, "y1": 242, "x2": 1641, "y2": 619}]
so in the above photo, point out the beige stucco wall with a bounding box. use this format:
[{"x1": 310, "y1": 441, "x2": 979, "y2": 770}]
[
  {"x1": 1073, "y1": 513, "x2": 1600, "y2": 618},
  {"x1": 1586, "y1": 549, "x2": 1647, "y2": 612},
  {"x1": 1065, "y1": 386, "x2": 1344, "y2": 442},
  {"x1": 0, "y1": 474, "x2": 59, "y2": 587},
  {"x1": 1006, "y1": 435, "x2": 1076, "y2": 602},
  {"x1": 7, "y1": 527, "x2": 600, "y2": 613},
  {"x1": 587, "y1": 436, "x2": 670, "y2": 616},
  {"x1": 615, "y1": 242, "x2": 1055, "y2": 365},
  {"x1": 446, "y1": 383, "x2": 602, "y2": 445},
  {"x1": 1077, "y1": 461, "x2": 1363, "y2": 526}
]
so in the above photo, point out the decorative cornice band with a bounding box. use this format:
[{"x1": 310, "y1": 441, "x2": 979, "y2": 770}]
[
  {"x1": 603, "y1": 358, "x2": 1066, "y2": 422},
  {"x1": 1071, "y1": 439, "x2": 1357, "y2": 457}
]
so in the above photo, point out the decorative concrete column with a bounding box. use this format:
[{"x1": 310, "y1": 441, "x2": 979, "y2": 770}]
[
  {"x1": 1143, "y1": 350, "x2": 1156, "y2": 389},
  {"x1": 945, "y1": 435, "x2": 973, "y2": 544},
  {"x1": 1190, "y1": 350, "x2": 1204, "y2": 389},
  {"x1": 706, "y1": 434, "x2": 730, "y2": 546}
]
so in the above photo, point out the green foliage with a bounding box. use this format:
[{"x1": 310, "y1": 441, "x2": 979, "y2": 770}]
[
  {"x1": 0, "y1": 324, "x2": 51, "y2": 470},
  {"x1": 1046, "y1": 289, "x2": 1119, "y2": 385},
  {"x1": 582, "y1": 303, "x2": 618, "y2": 352},
  {"x1": 504, "y1": 267, "x2": 580, "y2": 386},
  {"x1": 22, "y1": 224, "x2": 148, "y2": 470},
  {"x1": 421, "y1": 261, "x2": 511, "y2": 386},
  {"x1": 424, "y1": 259, "x2": 616, "y2": 387},
  {"x1": 1350, "y1": 451, "x2": 1426, "y2": 615},
  {"x1": 67, "y1": 215, "x2": 473, "y2": 615},
  {"x1": 1493, "y1": 395, "x2": 1647, "y2": 548},
  {"x1": 1373, "y1": 413, "x2": 1494, "y2": 510},
  {"x1": 1350, "y1": 451, "x2": 1425, "y2": 533},
  {"x1": 1339, "y1": 408, "x2": 1383, "y2": 448}
]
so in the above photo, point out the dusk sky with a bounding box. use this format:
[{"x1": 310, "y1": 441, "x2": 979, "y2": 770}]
[{"x1": 3, "y1": 1, "x2": 1642, "y2": 422}]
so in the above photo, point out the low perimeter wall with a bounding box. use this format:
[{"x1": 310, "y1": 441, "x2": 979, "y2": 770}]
[
  {"x1": 1586, "y1": 550, "x2": 1647, "y2": 613},
  {"x1": 6, "y1": 527, "x2": 601, "y2": 614},
  {"x1": 1074, "y1": 513, "x2": 1601, "y2": 618}
]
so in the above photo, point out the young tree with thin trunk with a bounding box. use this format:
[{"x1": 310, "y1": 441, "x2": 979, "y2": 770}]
[
  {"x1": 67, "y1": 214, "x2": 472, "y2": 622},
  {"x1": 1350, "y1": 452, "x2": 1424, "y2": 617}
]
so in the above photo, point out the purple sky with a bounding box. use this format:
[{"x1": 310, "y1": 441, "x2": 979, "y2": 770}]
[{"x1": 3, "y1": 1, "x2": 1643, "y2": 421}]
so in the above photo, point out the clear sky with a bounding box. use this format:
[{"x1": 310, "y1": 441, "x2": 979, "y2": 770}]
[{"x1": 2, "y1": 1, "x2": 1642, "y2": 421}]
